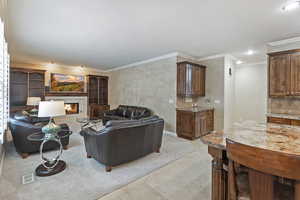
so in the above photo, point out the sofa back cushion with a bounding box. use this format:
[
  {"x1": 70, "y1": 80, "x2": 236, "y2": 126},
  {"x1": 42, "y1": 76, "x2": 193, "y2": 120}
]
[{"x1": 115, "y1": 105, "x2": 151, "y2": 119}]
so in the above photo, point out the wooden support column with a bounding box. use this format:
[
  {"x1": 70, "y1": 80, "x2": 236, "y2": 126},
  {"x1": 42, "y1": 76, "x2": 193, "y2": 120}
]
[{"x1": 208, "y1": 147, "x2": 227, "y2": 200}]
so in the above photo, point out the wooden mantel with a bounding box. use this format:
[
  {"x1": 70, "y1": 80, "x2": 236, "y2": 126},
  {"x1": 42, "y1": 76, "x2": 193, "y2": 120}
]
[{"x1": 45, "y1": 92, "x2": 88, "y2": 96}]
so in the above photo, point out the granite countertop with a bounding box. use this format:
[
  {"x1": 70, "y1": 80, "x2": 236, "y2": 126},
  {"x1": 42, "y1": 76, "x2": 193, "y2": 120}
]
[
  {"x1": 201, "y1": 122, "x2": 300, "y2": 155},
  {"x1": 176, "y1": 106, "x2": 214, "y2": 112},
  {"x1": 266, "y1": 113, "x2": 300, "y2": 120}
]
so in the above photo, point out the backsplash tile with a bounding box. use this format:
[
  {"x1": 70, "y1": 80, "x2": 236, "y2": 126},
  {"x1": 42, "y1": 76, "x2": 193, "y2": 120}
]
[{"x1": 268, "y1": 98, "x2": 300, "y2": 115}]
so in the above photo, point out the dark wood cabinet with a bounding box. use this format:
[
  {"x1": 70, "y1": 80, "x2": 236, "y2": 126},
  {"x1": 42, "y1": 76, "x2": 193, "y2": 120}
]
[
  {"x1": 267, "y1": 116, "x2": 300, "y2": 126},
  {"x1": 291, "y1": 53, "x2": 300, "y2": 95},
  {"x1": 89, "y1": 104, "x2": 110, "y2": 119},
  {"x1": 87, "y1": 75, "x2": 109, "y2": 119},
  {"x1": 10, "y1": 68, "x2": 45, "y2": 109},
  {"x1": 176, "y1": 109, "x2": 214, "y2": 140},
  {"x1": 177, "y1": 61, "x2": 206, "y2": 97},
  {"x1": 268, "y1": 49, "x2": 300, "y2": 97},
  {"x1": 269, "y1": 54, "x2": 290, "y2": 97}
]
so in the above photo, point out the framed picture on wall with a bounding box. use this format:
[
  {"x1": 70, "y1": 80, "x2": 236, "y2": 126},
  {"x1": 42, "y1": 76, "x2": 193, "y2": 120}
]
[{"x1": 50, "y1": 73, "x2": 85, "y2": 92}]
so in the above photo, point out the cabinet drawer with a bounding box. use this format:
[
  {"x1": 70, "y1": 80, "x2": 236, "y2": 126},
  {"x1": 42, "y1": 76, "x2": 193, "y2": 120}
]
[
  {"x1": 267, "y1": 117, "x2": 291, "y2": 125},
  {"x1": 291, "y1": 119, "x2": 300, "y2": 126}
]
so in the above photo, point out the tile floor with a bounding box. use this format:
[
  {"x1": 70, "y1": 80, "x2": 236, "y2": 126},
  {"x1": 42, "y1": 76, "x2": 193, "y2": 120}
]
[{"x1": 98, "y1": 141, "x2": 212, "y2": 200}]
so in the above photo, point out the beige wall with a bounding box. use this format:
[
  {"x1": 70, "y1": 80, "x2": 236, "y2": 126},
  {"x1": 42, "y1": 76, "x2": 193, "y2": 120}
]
[
  {"x1": 176, "y1": 57, "x2": 225, "y2": 131},
  {"x1": 234, "y1": 63, "x2": 267, "y2": 123},
  {"x1": 108, "y1": 57, "x2": 177, "y2": 132},
  {"x1": 11, "y1": 62, "x2": 108, "y2": 92}
]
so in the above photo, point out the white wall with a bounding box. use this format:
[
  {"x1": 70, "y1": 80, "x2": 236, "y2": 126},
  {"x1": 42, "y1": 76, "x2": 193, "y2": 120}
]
[
  {"x1": 234, "y1": 62, "x2": 267, "y2": 123},
  {"x1": 0, "y1": 0, "x2": 8, "y2": 177},
  {"x1": 224, "y1": 56, "x2": 236, "y2": 129}
]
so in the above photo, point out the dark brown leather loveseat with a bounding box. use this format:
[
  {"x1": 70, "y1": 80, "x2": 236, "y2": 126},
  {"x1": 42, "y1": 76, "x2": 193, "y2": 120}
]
[
  {"x1": 9, "y1": 112, "x2": 70, "y2": 158},
  {"x1": 102, "y1": 105, "x2": 152, "y2": 125},
  {"x1": 81, "y1": 115, "x2": 164, "y2": 172}
]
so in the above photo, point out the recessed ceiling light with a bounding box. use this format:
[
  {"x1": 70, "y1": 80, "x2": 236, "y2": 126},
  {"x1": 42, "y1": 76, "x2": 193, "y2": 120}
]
[
  {"x1": 246, "y1": 50, "x2": 254, "y2": 55},
  {"x1": 236, "y1": 60, "x2": 243, "y2": 65},
  {"x1": 282, "y1": 0, "x2": 300, "y2": 11}
]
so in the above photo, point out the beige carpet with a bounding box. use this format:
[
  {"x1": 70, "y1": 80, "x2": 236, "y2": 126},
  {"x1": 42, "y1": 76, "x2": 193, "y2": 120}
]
[{"x1": 0, "y1": 121, "x2": 197, "y2": 200}]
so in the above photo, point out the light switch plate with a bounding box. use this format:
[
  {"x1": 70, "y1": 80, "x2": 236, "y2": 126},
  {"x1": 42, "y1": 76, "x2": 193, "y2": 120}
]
[{"x1": 214, "y1": 100, "x2": 221, "y2": 104}]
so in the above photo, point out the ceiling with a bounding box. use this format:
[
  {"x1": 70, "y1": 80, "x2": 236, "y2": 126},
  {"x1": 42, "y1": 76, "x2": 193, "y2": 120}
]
[{"x1": 6, "y1": 0, "x2": 300, "y2": 70}]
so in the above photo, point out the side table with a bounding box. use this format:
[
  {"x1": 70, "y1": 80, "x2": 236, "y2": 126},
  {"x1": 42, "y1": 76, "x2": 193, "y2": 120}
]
[{"x1": 27, "y1": 130, "x2": 72, "y2": 177}]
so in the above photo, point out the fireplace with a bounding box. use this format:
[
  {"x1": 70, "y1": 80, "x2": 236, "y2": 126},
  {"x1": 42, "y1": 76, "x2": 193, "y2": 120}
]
[
  {"x1": 64, "y1": 103, "x2": 79, "y2": 115},
  {"x1": 45, "y1": 96, "x2": 88, "y2": 118}
]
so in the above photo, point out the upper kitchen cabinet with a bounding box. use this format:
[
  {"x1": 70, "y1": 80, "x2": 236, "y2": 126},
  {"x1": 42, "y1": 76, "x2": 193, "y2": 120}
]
[
  {"x1": 269, "y1": 54, "x2": 290, "y2": 97},
  {"x1": 291, "y1": 52, "x2": 300, "y2": 95},
  {"x1": 177, "y1": 61, "x2": 206, "y2": 97},
  {"x1": 268, "y1": 49, "x2": 300, "y2": 97}
]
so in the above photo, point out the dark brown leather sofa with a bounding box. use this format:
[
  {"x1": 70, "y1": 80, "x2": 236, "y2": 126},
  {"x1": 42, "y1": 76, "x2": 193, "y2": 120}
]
[
  {"x1": 9, "y1": 112, "x2": 70, "y2": 158},
  {"x1": 102, "y1": 105, "x2": 152, "y2": 125},
  {"x1": 81, "y1": 115, "x2": 164, "y2": 172}
]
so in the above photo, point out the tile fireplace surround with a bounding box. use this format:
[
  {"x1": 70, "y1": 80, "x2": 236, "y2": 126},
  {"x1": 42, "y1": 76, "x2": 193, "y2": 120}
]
[{"x1": 45, "y1": 96, "x2": 88, "y2": 119}]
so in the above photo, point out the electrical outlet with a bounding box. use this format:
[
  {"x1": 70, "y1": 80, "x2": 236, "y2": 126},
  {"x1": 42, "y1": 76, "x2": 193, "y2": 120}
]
[{"x1": 185, "y1": 98, "x2": 193, "y2": 103}]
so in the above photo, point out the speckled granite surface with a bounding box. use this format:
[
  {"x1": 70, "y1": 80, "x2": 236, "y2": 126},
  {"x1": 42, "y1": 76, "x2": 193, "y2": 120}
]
[
  {"x1": 201, "y1": 122, "x2": 300, "y2": 155},
  {"x1": 266, "y1": 113, "x2": 300, "y2": 120},
  {"x1": 176, "y1": 106, "x2": 214, "y2": 112}
]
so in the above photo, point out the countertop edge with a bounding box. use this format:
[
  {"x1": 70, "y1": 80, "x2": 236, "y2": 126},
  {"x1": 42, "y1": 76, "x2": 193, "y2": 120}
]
[{"x1": 200, "y1": 136, "x2": 226, "y2": 150}]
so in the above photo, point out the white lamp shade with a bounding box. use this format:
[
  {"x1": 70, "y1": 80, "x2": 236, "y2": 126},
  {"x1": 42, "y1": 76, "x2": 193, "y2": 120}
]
[
  {"x1": 38, "y1": 101, "x2": 66, "y2": 117},
  {"x1": 27, "y1": 97, "x2": 41, "y2": 106}
]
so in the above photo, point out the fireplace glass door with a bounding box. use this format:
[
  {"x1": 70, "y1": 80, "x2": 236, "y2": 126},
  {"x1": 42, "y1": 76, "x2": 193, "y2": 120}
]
[{"x1": 64, "y1": 103, "x2": 79, "y2": 115}]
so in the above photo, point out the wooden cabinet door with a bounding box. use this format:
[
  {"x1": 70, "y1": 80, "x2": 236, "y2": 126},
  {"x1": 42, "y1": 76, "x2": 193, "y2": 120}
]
[
  {"x1": 176, "y1": 111, "x2": 194, "y2": 138},
  {"x1": 269, "y1": 54, "x2": 291, "y2": 97},
  {"x1": 88, "y1": 76, "x2": 99, "y2": 104},
  {"x1": 98, "y1": 77, "x2": 108, "y2": 105},
  {"x1": 206, "y1": 110, "x2": 214, "y2": 132},
  {"x1": 291, "y1": 53, "x2": 300, "y2": 95},
  {"x1": 192, "y1": 66, "x2": 205, "y2": 96},
  {"x1": 195, "y1": 112, "x2": 207, "y2": 137},
  {"x1": 185, "y1": 64, "x2": 193, "y2": 96},
  {"x1": 177, "y1": 63, "x2": 187, "y2": 96}
]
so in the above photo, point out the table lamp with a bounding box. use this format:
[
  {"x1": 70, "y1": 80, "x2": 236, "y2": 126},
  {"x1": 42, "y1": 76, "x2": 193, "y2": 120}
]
[
  {"x1": 27, "y1": 97, "x2": 41, "y2": 113},
  {"x1": 38, "y1": 101, "x2": 66, "y2": 136}
]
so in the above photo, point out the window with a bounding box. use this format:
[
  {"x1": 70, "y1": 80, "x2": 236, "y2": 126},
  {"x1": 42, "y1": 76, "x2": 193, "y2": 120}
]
[{"x1": 0, "y1": 19, "x2": 9, "y2": 143}]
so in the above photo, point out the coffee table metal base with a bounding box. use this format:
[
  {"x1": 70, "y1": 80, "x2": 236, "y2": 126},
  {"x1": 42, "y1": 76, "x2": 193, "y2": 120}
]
[{"x1": 35, "y1": 160, "x2": 66, "y2": 177}]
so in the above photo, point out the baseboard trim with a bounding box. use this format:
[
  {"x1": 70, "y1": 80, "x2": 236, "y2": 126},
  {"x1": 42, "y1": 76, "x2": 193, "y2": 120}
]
[
  {"x1": 164, "y1": 131, "x2": 177, "y2": 137},
  {"x1": 0, "y1": 148, "x2": 5, "y2": 177}
]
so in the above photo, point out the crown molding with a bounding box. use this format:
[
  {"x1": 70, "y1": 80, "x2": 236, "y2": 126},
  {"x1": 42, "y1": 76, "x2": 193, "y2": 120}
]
[
  {"x1": 106, "y1": 52, "x2": 179, "y2": 72},
  {"x1": 198, "y1": 53, "x2": 238, "y2": 62},
  {"x1": 11, "y1": 61, "x2": 107, "y2": 73},
  {"x1": 238, "y1": 61, "x2": 267, "y2": 67},
  {"x1": 268, "y1": 37, "x2": 300, "y2": 47},
  {"x1": 198, "y1": 54, "x2": 227, "y2": 61}
]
